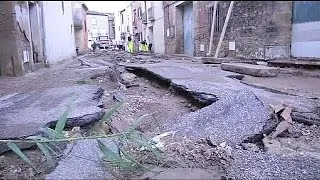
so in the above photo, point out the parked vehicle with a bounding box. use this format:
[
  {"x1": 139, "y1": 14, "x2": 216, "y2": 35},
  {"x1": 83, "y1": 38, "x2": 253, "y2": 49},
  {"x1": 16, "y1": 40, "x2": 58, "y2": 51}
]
[{"x1": 98, "y1": 36, "x2": 110, "y2": 49}]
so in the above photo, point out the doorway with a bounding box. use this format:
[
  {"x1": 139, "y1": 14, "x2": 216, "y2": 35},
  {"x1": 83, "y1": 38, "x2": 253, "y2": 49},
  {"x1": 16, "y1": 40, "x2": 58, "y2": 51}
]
[
  {"x1": 183, "y1": 2, "x2": 194, "y2": 55},
  {"x1": 291, "y1": 1, "x2": 320, "y2": 58}
]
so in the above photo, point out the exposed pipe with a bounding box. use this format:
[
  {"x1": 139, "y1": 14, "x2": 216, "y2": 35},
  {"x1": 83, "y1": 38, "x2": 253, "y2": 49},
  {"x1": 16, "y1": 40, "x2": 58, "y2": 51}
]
[
  {"x1": 207, "y1": 1, "x2": 218, "y2": 56},
  {"x1": 214, "y1": 1, "x2": 234, "y2": 58}
]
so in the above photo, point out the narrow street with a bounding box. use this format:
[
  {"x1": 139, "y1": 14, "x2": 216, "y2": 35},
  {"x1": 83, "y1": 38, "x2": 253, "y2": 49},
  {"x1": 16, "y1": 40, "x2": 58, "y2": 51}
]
[{"x1": 1, "y1": 49, "x2": 320, "y2": 179}]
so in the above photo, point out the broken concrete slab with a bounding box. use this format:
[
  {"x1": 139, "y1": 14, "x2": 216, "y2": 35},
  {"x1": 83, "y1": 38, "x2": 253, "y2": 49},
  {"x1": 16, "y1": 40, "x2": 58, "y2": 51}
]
[
  {"x1": 123, "y1": 61, "x2": 319, "y2": 126},
  {"x1": 46, "y1": 139, "x2": 116, "y2": 180},
  {"x1": 202, "y1": 57, "x2": 236, "y2": 64},
  {"x1": 164, "y1": 90, "x2": 269, "y2": 146},
  {"x1": 221, "y1": 63, "x2": 280, "y2": 77},
  {"x1": 0, "y1": 85, "x2": 105, "y2": 140},
  {"x1": 268, "y1": 59, "x2": 320, "y2": 70}
]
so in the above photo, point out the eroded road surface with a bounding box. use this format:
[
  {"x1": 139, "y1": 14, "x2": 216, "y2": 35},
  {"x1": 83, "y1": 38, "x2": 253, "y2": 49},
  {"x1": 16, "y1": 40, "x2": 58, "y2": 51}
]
[{"x1": 1, "y1": 49, "x2": 320, "y2": 179}]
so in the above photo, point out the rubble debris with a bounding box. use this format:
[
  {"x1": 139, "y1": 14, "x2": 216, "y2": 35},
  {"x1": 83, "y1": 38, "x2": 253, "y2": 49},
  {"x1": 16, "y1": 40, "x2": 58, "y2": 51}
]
[
  {"x1": 226, "y1": 74, "x2": 245, "y2": 80},
  {"x1": 140, "y1": 131, "x2": 176, "y2": 151},
  {"x1": 78, "y1": 58, "x2": 92, "y2": 67},
  {"x1": 90, "y1": 73, "x2": 106, "y2": 80},
  {"x1": 105, "y1": 65, "x2": 122, "y2": 82},
  {"x1": 241, "y1": 143, "x2": 260, "y2": 152},
  {"x1": 206, "y1": 136, "x2": 219, "y2": 147},
  {"x1": 269, "y1": 105, "x2": 294, "y2": 139},
  {"x1": 291, "y1": 111, "x2": 320, "y2": 126},
  {"x1": 113, "y1": 91, "x2": 126, "y2": 102},
  {"x1": 270, "y1": 121, "x2": 292, "y2": 139},
  {"x1": 120, "y1": 72, "x2": 137, "y2": 86}
]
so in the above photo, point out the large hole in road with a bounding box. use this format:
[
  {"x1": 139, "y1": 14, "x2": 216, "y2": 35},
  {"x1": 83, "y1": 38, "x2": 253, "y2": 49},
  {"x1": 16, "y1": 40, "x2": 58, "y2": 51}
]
[
  {"x1": 96, "y1": 65, "x2": 219, "y2": 135},
  {"x1": 125, "y1": 66, "x2": 218, "y2": 109}
]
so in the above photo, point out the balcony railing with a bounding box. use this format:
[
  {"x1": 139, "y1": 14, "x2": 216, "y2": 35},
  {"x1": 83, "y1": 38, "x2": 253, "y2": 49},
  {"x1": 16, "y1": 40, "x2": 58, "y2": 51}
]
[
  {"x1": 142, "y1": 12, "x2": 147, "y2": 24},
  {"x1": 148, "y1": 7, "x2": 154, "y2": 21}
]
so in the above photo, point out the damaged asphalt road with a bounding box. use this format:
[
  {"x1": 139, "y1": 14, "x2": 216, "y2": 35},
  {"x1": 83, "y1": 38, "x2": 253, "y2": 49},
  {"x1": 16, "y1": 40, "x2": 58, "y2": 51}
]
[
  {"x1": 121, "y1": 58, "x2": 320, "y2": 179},
  {"x1": 1, "y1": 50, "x2": 320, "y2": 179},
  {"x1": 0, "y1": 85, "x2": 105, "y2": 140}
]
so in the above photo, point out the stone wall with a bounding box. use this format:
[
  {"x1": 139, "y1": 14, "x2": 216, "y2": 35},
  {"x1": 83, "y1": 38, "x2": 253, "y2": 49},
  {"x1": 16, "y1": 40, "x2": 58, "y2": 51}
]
[
  {"x1": 0, "y1": 2, "x2": 20, "y2": 76},
  {"x1": 0, "y1": 1, "x2": 34, "y2": 76},
  {"x1": 195, "y1": 1, "x2": 293, "y2": 60},
  {"x1": 163, "y1": 1, "x2": 176, "y2": 54}
]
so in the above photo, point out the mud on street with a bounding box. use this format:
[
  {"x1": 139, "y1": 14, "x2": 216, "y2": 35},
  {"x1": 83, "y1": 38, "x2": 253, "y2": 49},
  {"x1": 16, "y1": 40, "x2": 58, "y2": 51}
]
[{"x1": 1, "y1": 49, "x2": 320, "y2": 179}]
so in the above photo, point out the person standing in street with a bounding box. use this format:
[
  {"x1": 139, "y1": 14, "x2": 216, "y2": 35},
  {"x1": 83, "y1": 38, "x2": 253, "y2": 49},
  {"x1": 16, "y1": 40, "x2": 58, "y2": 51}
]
[
  {"x1": 147, "y1": 36, "x2": 153, "y2": 52},
  {"x1": 120, "y1": 39, "x2": 126, "y2": 51},
  {"x1": 127, "y1": 37, "x2": 134, "y2": 53}
]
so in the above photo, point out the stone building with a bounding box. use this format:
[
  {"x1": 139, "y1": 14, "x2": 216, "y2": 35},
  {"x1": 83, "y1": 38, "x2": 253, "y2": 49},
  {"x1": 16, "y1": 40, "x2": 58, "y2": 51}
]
[
  {"x1": 0, "y1": 1, "x2": 43, "y2": 76},
  {"x1": 0, "y1": 1, "x2": 79, "y2": 76},
  {"x1": 163, "y1": 1, "x2": 320, "y2": 60},
  {"x1": 72, "y1": 2, "x2": 89, "y2": 55},
  {"x1": 131, "y1": 1, "x2": 144, "y2": 51}
]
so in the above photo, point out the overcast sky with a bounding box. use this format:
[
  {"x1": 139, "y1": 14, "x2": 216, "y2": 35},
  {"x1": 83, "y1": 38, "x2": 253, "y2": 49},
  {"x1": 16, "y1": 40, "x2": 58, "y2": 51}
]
[{"x1": 82, "y1": 1, "x2": 126, "y2": 14}]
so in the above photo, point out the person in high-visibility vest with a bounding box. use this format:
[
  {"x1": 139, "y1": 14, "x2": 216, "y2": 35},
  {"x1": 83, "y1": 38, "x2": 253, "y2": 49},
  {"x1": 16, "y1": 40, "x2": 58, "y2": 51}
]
[
  {"x1": 140, "y1": 40, "x2": 148, "y2": 52},
  {"x1": 127, "y1": 37, "x2": 134, "y2": 53}
]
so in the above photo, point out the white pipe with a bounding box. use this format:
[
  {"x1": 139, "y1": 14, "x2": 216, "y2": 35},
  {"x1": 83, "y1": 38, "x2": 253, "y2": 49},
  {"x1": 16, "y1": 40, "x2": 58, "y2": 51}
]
[
  {"x1": 207, "y1": 1, "x2": 218, "y2": 56},
  {"x1": 214, "y1": 1, "x2": 234, "y2": 58}
]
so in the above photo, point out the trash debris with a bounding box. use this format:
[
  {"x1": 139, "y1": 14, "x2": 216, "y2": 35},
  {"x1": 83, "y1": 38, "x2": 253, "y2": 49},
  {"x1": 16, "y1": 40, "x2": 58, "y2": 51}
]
[
  {"x1": 140, "y1": 131, "x2": 176, "y2": 151},
  {"x1": 219, "y1": 142, "x2": 227, "y2": 148}
]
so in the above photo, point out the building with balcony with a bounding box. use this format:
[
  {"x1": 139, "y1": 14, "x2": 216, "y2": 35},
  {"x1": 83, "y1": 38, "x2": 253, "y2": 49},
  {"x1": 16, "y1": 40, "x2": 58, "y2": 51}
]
[
  {"x1": 114, "y1": 2, "x2": 133, "y2": 47},
  {"x1": 131, "y1": 1, "x2": 146, "y2": 51},
  {"x1": 72, "y1": 2, "x2": 88, "y2": 54},
  {"x1": 106, "y1": 13, "x2": 115, "y2": 39},
  {"x1": 144, "y1": 1, "x2": 165, "y2": 53}
]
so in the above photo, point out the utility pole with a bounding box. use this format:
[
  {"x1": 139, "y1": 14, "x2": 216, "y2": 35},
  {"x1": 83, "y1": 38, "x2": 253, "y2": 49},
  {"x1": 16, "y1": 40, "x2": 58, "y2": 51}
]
[
  {"x1": 207, "y1": 1, "x2": 218, "y2": 56},
  {"x1": 214, "y1": 1, "x2": 234, "y2": 58}
]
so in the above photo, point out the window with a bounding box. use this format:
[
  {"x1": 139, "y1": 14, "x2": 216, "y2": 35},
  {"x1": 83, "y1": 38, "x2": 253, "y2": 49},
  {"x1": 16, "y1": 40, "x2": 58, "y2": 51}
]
[
  {"x1": 170, "y1": 25, "x2": 175, "y2": 38},
  {"x1": 91, "y1": 17, "x2": 97, "y2": 25},
  {"x1": 121, "y1": 13, "x2": 124, "y2": 24},
  {"x1": 208, "y1": 4, "x2": 222, "y2": 32},
  {"x1": 133, "y1": 9, "x2": 137, "y2": 24},
  {"x1": 61, "y1": 1, "x2": 64, "y2": 14},
  {"x1": 137, "y1": 7, "x2": 142, "y2": 19},
  {"x1": 137, "y1": 32, "x2": 142, "y2": 41}
]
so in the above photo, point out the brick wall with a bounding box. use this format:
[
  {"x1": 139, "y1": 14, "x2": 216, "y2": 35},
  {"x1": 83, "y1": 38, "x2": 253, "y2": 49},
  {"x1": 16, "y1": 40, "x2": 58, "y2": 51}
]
[{"x1": 195, "y1": 1, "x2": 293, "y2": 60}]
